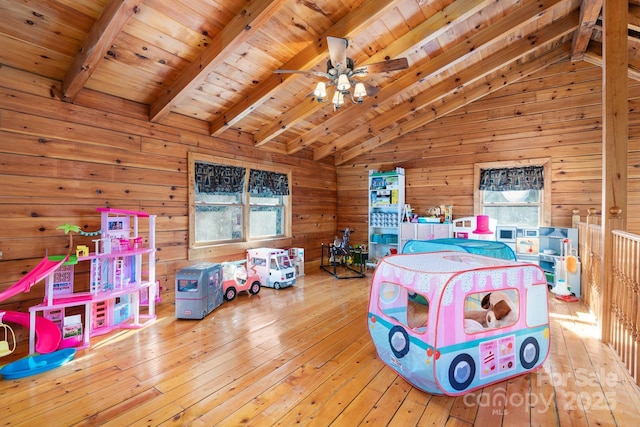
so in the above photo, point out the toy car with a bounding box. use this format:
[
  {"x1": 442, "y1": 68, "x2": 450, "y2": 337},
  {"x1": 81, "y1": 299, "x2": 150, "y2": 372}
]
[{"x1": 222, "y1": 261, "x2": 261, "y2": 301}]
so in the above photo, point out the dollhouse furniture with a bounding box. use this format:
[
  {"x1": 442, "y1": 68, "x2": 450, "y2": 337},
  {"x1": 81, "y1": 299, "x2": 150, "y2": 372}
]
[
  {"x1": 0, "y1": 312, "x2": 17, "y2": 357},
  {"x1": 27, "y1": 207, "x2": 158, "y2": 353}
]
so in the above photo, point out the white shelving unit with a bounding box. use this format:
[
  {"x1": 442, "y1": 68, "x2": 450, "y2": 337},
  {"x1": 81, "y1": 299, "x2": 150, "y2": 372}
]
[
  {"x1": 399, "y1": 222, "x2": 452, "y2": 251},
  {"x1": 368, "y1": 168, "x2": 405, "y2": 267}
]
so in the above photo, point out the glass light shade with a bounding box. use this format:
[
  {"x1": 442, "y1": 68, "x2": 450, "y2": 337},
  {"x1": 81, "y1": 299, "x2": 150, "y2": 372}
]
[
  {"x1": 336, "y1": 74, "x2": 350, "y2": 91},
  {"x1": 313, "y1": 82, "x2": 327, "y2": 99},
  {"x1": 353, "y1": 82, "x2": 367, "y2": 98},
  {"x1": 332, "y1": 90, "x2": 344, "y2": 109}
]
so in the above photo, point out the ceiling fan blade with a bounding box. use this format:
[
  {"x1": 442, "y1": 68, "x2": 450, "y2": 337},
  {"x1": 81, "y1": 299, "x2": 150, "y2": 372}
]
[
  {"x1": 364, "y1": 82, "x2": 380, "y2": 97},
  {"x1": 327, "y1": 36, "x2": 348, "y2": 70},
  {"x1": 353, "y1": 57, "x2": 409, "y2": 75},
  {"x1": 274, "y1": 69, "x2": 331, "y2": 79}
]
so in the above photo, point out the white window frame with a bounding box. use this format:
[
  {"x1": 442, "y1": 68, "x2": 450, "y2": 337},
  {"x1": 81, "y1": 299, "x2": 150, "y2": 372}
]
[
  {"x1": 188, "y1": 152, "x2": 292, "y2": 260},
  {"x1": 473, "y1": 158, "x2": 551, "y2": 227}
]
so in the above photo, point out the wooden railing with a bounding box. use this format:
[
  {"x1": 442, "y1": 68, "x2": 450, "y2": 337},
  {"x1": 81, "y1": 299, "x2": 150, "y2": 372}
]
[
  {"x1": 578, "y1": 208, "x2": 640, "y2": 386},
  {"x1": 610, "y1": 230, "x2": 640, "y2": 384},
  {"x1": 577, "y1": 208, "x2": 602, "y2": 321}
]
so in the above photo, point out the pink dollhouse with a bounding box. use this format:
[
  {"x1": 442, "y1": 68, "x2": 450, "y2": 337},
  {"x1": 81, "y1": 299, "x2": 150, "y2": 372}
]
[{"x1": 27, "y1": 207, "x2": 158, "y2": 353}]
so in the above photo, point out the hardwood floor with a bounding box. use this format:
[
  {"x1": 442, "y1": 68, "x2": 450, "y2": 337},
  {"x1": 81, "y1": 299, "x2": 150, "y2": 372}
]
[{"x1": 1, "y1": 269, "x2": 639, "y2": 426}]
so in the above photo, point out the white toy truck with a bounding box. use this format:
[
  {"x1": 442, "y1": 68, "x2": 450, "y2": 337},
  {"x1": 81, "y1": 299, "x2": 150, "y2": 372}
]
[{"x1": 246, "y1": 248, "x2": 296, "y2": 289}]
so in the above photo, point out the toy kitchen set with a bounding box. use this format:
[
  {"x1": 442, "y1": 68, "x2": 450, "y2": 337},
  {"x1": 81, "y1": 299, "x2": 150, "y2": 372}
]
[{"x1": 495, "y1": 225, "x2": 580, "y2": 297}]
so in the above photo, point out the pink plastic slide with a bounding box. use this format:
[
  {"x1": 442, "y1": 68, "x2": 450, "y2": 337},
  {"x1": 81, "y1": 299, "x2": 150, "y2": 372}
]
[
  {"x1": 1, "y1": 311, "x2": 61, "y2": 354},
  {"x1": 0, "y1": 255, "x2": 67, "y2": 302},
  {"x1": 1, "y1": 254, "x2": 68, "y2": 353}
]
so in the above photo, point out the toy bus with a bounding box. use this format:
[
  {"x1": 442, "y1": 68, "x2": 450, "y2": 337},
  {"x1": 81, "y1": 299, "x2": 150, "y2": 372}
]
[
  {"x1": 368, "y1": 251, "x2": 550, "y2": 395},
  {"x1": 175, "y1": 263, "x2": 224, "y2": 319}
]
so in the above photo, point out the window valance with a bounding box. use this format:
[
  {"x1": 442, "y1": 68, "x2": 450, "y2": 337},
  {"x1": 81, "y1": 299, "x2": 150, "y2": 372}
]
[
  {"x1": 248, "y1": 169, "x2": 290, "y2": 196},
  {"x1": 479, "y1": 166, "x2": 544, "y2": 191},
  {"x1": 195, "y1": 162, "x2": 246, "y2": 194}
]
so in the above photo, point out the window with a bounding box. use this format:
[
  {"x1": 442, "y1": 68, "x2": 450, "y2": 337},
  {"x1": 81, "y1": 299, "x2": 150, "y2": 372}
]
[
  {"x1": 177, "y1": 279, "x2": 198, "y2": 293},
  {"x1": 482, "y1": 189, "x2": 541, "y2": 227},
  {"x1": 189, "y1": 153, "x2": 292, "y2": 257},
  {"x1": 377, "y1": 282, "x2": 430, "y2": 333},
  {"x1": 474, "y1": 159, "x2": 551, "y2": 227},
  {"x1": 248, "y1": 169, "x2": 288, "y2": 239},
  {"x1": 464, "y1": 289, "x2": 519, "y2": 333}
]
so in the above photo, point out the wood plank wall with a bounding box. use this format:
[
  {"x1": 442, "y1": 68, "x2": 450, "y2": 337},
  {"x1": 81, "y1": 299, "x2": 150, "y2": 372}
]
[
  {"x1": 0, "y1": 65, "x2": 337, "y2": 324},
  {"x1": 338, "y1": 60, "x2": 640, "y2": 245}
]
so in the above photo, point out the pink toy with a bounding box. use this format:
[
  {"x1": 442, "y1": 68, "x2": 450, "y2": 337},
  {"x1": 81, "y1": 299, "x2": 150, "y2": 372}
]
[
  {"x1": 0, "y1": 254, "x2": 68, "y2": 354},
  {"x1": 222, "y1": 261, "x2": 261, "y2": 301},
  {"x1": 1, "y1": 311, "x2": 61, "y2": 354},
  {"x1": 3, "y1": 207, "x2": 159, "y2": 354},
  {"x1": 368, "y1": 251, "x2": 550, "y2": 395}
]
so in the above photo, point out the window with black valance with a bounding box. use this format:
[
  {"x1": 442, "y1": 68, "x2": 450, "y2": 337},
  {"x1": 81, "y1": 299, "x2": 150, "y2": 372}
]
[{"x1": 190, "y1": 152, "x2": 292, "y2": 248}]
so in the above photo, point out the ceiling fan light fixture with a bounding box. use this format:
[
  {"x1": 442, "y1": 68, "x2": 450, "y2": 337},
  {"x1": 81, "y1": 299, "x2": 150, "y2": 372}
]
[
  {"x1": 275, "y1": 36, "x2": 408, "y2": 112},
  {"x1": 336, "y1": 74, "x2": 351, "y2": 91},
  {"x1": 353, "y1": 82, "x2": 367, "y2": 101},
  {"x1": 332, "y1": 90, "x2": 345, "y2": 110},
  {"x1": 314, "y1": 82, "x2": 327, "y2": 101}
]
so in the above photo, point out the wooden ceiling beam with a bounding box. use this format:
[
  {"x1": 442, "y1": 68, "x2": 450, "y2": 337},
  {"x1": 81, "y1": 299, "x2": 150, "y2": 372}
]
[
  {"x1": 149, "y1": 0, "x2": 287, "y2": 123},
  {"x1": 570, "y1": 0, "x2": 603, "y2": 62},
  {"x1": 209, "y1": 0, "x2": 401, "y2": 138},
  {"x1": 61, "y1": 0, "x2": 142, "y2": 102},
  {"x1": 334, "y1": 13, "x2": 578, "y2": 165},
  {"x1": 255, "y1": 0, "x2": 495, "y2": 148},
  {"x1": 583, "y1": 41, "x2": 640, "y2": 81},
  {"x1": 629, "y1": 4, "x2": 640, "y2": 32},
  {"x1": 311, "y1": 0, "x2": 568, "y2": 160}
]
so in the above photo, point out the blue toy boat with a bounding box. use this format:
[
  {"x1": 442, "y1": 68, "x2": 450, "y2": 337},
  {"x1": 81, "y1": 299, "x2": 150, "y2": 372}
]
[{"x1": 0, "y1": 348, "x2": 76, "y2": 379}]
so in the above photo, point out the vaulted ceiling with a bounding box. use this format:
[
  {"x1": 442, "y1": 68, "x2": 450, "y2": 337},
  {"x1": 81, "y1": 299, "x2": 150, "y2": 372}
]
[{"x1": 2, "y1": 0, "x2": 639, "y2": 165}]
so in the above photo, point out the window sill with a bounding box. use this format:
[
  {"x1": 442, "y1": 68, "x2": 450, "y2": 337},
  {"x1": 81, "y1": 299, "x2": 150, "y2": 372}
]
[{"x1": 188, "y1": 237, "x2": 293, "y2": 261}]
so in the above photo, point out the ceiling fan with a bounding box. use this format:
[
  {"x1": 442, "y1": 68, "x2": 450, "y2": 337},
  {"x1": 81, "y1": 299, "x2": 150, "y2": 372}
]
[{"x1": 274, "y1": 36, "x2": 409, "y2": 110}]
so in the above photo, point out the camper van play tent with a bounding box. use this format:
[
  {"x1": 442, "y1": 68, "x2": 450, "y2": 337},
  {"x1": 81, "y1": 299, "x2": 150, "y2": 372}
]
[{"x1": 367, "y1": 251, "x2": 549, "y2": 395}]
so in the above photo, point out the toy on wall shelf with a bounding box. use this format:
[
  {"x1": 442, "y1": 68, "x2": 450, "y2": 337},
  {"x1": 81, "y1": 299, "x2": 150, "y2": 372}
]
[{"x1": 368, "y1": 251, "x2": 549, "y2": 395}]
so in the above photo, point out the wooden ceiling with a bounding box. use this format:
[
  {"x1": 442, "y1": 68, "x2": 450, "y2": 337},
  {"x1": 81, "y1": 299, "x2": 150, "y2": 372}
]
[{"x1": 2, "y1": 0, "x2": 639, "y2": 165}]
